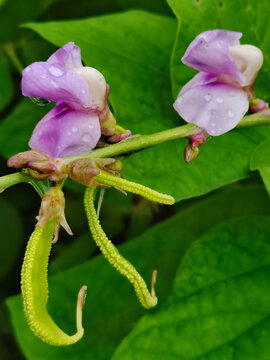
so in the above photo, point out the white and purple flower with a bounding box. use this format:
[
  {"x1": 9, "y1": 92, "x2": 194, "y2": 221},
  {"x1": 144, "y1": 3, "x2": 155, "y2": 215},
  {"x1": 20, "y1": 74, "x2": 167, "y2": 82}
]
[
  {"x1": 173, "y1": 30, "x2": 263, "y2": 136},
  {"x1": 22, "y1": 42, "x2": 108, "y2": 157}
]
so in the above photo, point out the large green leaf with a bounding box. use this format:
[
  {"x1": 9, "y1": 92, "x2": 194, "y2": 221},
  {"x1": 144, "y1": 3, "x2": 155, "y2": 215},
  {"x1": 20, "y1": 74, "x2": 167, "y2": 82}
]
[
  {"x1": 6, "y1": 181, "x2": 270, "y2": 359},
  {"x1": 250, "y1": 135, "x2": 270, "y2": 194},
  {"x1": 0, "y1": 51, "x2": 14, "y2": 112},
  {"x1": 113, "y1": 217, "x2": 270, "y2": 359}
]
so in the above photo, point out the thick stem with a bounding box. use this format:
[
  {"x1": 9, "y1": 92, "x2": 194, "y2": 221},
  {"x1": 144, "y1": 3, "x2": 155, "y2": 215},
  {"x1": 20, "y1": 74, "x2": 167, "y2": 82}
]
[
  {"x1": 66, "y1": 123, "x2": 199, "y2": 162},
  {"x1": 66, "y1": 112, "x2": 270, "y2": 163}
]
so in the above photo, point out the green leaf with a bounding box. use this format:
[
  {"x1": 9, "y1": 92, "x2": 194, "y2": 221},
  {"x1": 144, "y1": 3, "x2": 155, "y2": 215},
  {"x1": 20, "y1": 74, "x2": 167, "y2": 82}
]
[
  {"x1": 0, "y1": 98, "x2": 53, "y2": 158},
  {"x1": 250, "y1": 135, "x2": 270, "y2": 194},
  {"x1": 0, "y1": 197, "x2": 23, "y2": 282},
  {"x1": 6, "y1": 181, "x2": 270, "y2": 359},
  {"x1": 113, "y1": 217, "x2": 270, "y2": 359},
  {"x1": 0, "y1": 51, "x2": 14, "y2": 112},
  {"x1": 23, "y1": 9, "x2": 270, "y2": 201}
]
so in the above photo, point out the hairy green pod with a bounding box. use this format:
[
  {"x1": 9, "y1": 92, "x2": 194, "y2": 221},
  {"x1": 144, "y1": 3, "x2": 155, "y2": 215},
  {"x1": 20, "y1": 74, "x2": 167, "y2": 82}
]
[
  {"x1": 21, "y1": 221, "x2": 87, "y2": 346},
  {"x1": 95, "y1": 170, "x2": 175, "y2": 205},
  {"x1": 84, "y1": 186, "x2": 157, "y2": 309}
]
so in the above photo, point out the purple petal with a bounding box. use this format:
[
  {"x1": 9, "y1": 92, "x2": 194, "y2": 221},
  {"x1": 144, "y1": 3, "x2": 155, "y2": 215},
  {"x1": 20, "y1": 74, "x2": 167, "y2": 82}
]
[
  {"x1": 47, "y1": 42, "x2": 83, "y2": 69},
  {"x1": 182, "y1": 30, "x2": 245, "y2": 85},
  {"x1": 174, "y1": 73, "x2": 249, "y2": 136},
  {"x1": 21, "y1": 43, "x2": 89, "y2": 106},
  {"x1": 29, "y1": 103, "x2": 101, "y2": 157}
]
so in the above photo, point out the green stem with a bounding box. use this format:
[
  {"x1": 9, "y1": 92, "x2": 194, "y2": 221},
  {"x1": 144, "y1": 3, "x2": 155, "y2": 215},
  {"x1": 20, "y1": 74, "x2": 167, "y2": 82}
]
[
  {"x1": 236, "y1": 110, "x2": 270, "y2": 128},
  {"x1": 66, "y1": 112, "x2": 270, "y2": 163},
  {"x1": 2, "y1": 112, "x2": 270, "y2": 190},
  {"x1": 66, "y1": 123, "x2": 198, "y2": 162},
  {"x1": 0, "y1": 172, "x2": 30, "y2": 193}
]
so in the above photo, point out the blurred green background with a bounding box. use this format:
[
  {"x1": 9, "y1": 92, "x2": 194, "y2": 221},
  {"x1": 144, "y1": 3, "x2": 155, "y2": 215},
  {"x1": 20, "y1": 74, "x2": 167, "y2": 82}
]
[{"x1": 1, "y1": 0, "x2": 270, "y2": 359}]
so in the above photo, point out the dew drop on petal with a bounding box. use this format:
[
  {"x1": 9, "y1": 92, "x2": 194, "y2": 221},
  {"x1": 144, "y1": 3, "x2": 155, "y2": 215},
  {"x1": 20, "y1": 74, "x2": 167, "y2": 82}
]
[
  {"x1": 88, "y1": 125, "x2": 93, "y2": 129},
  {"x1": 216, "y1": 97, "x2": 223, "y2": 104},
  {"x1": 81, "y1": 89, "x2": 86, "y2": 94},
  {"x1": 82, "y1": 134, "x2": 91, "y2": 143},
  {"x1": 41, "y1": 74, "x2": 47, "y2": 79},
  {"x1": 228, "y1": 110, "x2": 235, "y2": 118},
  {"x1": 211, "y1": 122, "x2": 215, "y2": 127},
  {"x1": 67, "y1": 132, "x2": 71, "y2": 136},
  {"x1": 204, "y1": 93, "x2": 212, "y2": 102},
  {"x1": 71, "y1": 127, "x2": 78, "y2": 133},
  {"x1": 49, "y1": 66, "x2": 64, "y2": 77}
]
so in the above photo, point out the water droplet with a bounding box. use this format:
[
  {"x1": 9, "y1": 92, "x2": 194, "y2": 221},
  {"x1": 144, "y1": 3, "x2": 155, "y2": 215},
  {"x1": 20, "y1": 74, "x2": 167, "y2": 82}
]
[
  {"x1": 216, "y1": 43, "x2": 222, "y2": 49},
  {"x1": 49, "y1": 65, "x2": 64, "y2": 77},
  {"x1": 82, "y1": 134, "x2": 91, "y2": 143},
  {"x1": 50, "y1": 80, "x2": 58, "y2": 88},
  {"x1": 204, "y1": 93, "x2": 211, "y2": 102},
  {"x1": 216, "y1": 97, "x2": 223, "y2": 103},
  {"x1": 211, "y1": 122, "x2": 215, "y2": 127},
  {"x1": 88, "y1": 125, "x2": 93, "y2": 129},
  {"x1": 81, "y1": 89, "x2": 86, "y2": 94},
  {"x1": 228, "y1": 110, "x2": 234, "y2": 118},
  {"x1": 67, "y1": 132, "x2": 71, "y2": 136},
  {"x1": 71, "y1": 127, "x2": 78, "y2": 133},
  {"x1": 41, "y1": 74, "x2": 47, "y2": 79}
]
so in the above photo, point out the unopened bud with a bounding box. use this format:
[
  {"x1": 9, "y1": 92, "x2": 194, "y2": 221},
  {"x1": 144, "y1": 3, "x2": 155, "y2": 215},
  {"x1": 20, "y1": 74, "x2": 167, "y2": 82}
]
[
  {"x1": 189, "y1": 133, "x2": 207, "y2": 147},
  {"x1": 100, "y1": 110, "x2": 117, "y2": 136},
  {"x1": 67, "y1": 158, "x2": 116, "y2": 187},
  {"x1": 7, "y1": 150, "x2": 50, "y2": 168},
  {"x1": 7, "y1": 150, "x2": 67, "y2": 182},
  {"x1": 184, "y1": 144, "x2": 199, "y2": 163},
  {"x1": 249, "y1": 98, "x2": 269, "y2": 113},
  {"x1": 108, "y1": 129, "x2": 132, "y2": 143}
]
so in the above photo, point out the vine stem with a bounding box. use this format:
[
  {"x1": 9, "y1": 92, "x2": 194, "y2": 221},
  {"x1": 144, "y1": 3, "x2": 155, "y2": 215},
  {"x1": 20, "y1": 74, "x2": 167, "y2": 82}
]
[
  {"x1": 65, "y1": 111, "x2": 270, "y2": 163},
  {"x1": 1, "y1": 111, "x2": 270, "y2": 192}
]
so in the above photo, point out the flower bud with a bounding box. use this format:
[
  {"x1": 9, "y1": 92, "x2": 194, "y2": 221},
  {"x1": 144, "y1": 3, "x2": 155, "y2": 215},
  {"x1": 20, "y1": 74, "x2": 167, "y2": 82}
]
[
  {"x1": 7, "y1": 150, "x2": 67, "y2": 182},
  {"x1": 249, "y1": 98, "x2": 269, "y2": 113},
  {"x1": 184, "y1": 144, "x2": 199, "y2": 163},
  {"x1": 66, "y1": 158, "x2": 116, "y2": 187}
]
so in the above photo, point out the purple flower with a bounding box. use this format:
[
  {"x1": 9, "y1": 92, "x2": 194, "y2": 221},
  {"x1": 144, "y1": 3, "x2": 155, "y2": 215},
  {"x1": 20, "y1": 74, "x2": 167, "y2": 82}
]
[
  {"x1": 173, "y1": 30, "x2": 263, "y2": 136},
  {"x1": 22, "y1": 42, "x2": 108, "y2": 157}
]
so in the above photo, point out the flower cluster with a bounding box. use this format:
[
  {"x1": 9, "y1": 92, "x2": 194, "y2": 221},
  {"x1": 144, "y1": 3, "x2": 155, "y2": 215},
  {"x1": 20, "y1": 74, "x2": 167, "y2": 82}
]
[
  {"x1": 173, "y1": 30, "x2": 264, "y2": 136},
  {"x1": 22, "y1": 42, "x2": 110, "y2": 157}
]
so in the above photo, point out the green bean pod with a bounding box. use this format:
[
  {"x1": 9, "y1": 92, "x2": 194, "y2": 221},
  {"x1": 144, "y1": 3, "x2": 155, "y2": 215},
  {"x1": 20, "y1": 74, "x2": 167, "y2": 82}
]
[
  {"x1": 84, "y1": 186, "x2": 157, "y2": 309},
  {"x1": 21, "y1": 221, "x2": 87, "y2": 346}
]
